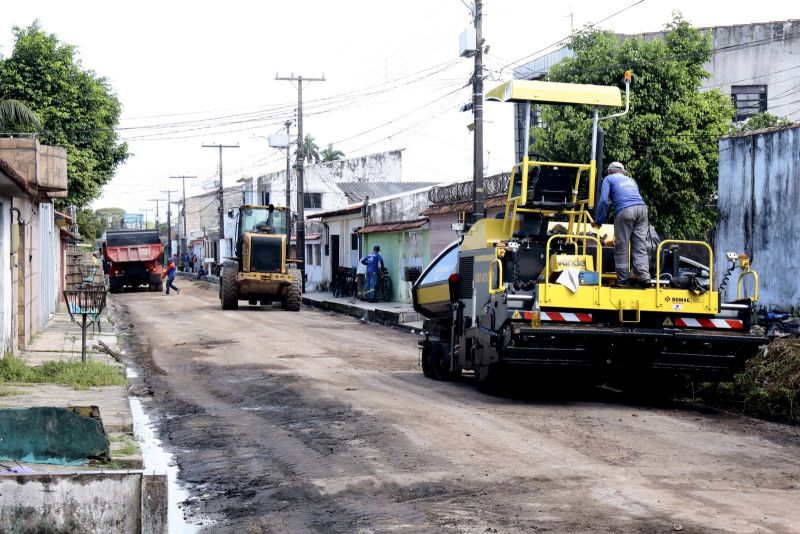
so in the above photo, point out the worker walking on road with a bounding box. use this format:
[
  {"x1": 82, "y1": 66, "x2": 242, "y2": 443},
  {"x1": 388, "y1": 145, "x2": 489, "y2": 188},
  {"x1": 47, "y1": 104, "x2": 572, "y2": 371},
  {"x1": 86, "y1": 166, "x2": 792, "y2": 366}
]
[
  {"x1": 593, "y1": 161, "x2": 650, "y2": 287},
  {"x1": 162, "y1": 256, "x2": 181, "y2": 295},
  {"x1": 360, "y1": 245, "x2": 384, "y2": 302}
]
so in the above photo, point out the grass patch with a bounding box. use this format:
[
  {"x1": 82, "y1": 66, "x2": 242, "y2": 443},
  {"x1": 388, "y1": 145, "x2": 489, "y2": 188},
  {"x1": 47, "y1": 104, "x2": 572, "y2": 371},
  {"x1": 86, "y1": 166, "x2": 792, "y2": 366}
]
[
  {"x1": 0, "y1": 353, "x2": 126, "y2": 390},
  {"x1": 0, "y1": 385, "x2": 22, "y2": 397},
  {"x1": 116, "y1": 442, "x2": 138, "y2": 456},
  {"x1": 699, "y1": 338, "x2": 800, "y2": 424}
]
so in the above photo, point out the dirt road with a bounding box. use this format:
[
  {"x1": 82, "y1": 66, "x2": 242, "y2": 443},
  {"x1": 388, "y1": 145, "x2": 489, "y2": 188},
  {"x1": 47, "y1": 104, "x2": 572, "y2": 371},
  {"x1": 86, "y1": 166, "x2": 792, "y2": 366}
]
[{"x1": 115, "y1": 284, "x2": 800, "y2": 533}]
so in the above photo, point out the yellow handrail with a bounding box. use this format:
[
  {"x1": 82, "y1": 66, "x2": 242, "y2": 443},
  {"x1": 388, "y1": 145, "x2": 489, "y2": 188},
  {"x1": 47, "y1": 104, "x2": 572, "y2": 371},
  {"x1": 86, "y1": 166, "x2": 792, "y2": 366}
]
[
  {"x1": 488, "y1": 258, "x2": 505, "y2": 295},
  {"x1": 542, "y1": 233, "x2": 602, "y2": 304},
  {"x1": 655, "y1": 240, "x2": 714, "y2": 311},
  {"x1": 737, "y1": 270, "x2": 759, "y2": 302}
]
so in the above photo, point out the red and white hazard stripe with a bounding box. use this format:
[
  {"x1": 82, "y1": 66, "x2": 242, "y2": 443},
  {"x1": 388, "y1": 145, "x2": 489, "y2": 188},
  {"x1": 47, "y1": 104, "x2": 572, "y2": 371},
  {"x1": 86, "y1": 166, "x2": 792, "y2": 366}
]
[
  {"x1": 674, "y1": 317, "x2": 744, "y2": 330},
  {"x1": 522, "y1": 311, "x2": 593, "y2": 323}
]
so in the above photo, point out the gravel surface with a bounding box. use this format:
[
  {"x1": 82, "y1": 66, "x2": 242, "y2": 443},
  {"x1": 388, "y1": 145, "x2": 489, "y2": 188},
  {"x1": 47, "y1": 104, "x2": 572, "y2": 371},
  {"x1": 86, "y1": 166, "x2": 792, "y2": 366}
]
[{"x1": 114, "y1": 284, "x2": 800, "y2": 533}]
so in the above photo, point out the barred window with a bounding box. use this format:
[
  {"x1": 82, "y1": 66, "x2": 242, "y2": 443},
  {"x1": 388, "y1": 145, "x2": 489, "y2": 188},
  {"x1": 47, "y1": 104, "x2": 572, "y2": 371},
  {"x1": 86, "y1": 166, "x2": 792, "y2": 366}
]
[{"x1": 731, "y1": 85, "x2": 767, "y2": 122}]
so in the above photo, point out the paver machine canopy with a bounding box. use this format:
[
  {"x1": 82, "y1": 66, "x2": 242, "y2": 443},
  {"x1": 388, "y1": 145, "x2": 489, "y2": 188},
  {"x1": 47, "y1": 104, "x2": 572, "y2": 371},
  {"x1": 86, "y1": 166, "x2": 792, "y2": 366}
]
[{"x1": 219, "y1": 204, "x2": 302, "y2": 311}]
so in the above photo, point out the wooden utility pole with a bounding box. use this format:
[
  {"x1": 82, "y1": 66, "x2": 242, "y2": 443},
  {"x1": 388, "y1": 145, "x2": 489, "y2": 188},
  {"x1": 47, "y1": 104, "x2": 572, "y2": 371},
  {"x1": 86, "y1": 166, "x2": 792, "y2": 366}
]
[
  {"x1": 202, "y1": 144, "x2": 239, "y2": 264},
  {"x1": 170, "y1": 175, "x2": 197, "y2": 255},
  {"x1": 284, "y1": 120, "x2": 292, "y2": 214},
  {"x1": 275, "y1": 73, "x2": 325, "y2": 289},
  {"x1": 471, "y1": 0, "x2": 485, "y2": 222}
]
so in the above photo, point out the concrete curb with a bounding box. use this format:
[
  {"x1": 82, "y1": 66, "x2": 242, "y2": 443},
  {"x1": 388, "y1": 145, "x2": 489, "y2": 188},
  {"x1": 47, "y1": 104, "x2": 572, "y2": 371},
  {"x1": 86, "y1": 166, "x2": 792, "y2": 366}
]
[{"x1": 301, "y1": 296, "x2": 422, "y2": 332}]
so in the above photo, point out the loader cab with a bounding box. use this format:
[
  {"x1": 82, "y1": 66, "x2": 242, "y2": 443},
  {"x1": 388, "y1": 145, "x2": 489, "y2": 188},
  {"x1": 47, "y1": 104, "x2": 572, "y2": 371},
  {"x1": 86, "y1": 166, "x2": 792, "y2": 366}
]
[
  {"x1": 237, "y1": 205, "x2": 289, "y2": 238},
  {"x1": 231, "y1": 205, "x2": 290, "y2": 273}
]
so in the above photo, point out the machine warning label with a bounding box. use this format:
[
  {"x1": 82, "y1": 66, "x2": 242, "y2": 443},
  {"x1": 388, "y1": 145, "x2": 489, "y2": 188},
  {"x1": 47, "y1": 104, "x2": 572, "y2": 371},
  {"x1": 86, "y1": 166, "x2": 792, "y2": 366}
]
[{"x1": 511, "y1": 311, "x2": 522, "y2": 320}]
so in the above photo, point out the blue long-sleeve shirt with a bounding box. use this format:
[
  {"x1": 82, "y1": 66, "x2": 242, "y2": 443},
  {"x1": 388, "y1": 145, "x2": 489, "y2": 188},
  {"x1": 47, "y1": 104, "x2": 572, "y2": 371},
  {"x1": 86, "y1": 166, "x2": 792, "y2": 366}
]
[
  {"x1": 360, "y1": 252, "x2": 384, "y2": 274},
  {"x1": 594, "y1": 172, "x2": 645, "y2": 224}
]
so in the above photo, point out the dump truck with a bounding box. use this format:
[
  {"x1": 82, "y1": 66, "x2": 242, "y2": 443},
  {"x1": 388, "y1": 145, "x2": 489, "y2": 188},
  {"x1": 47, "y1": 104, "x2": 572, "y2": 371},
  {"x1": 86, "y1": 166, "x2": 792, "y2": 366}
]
[
  {"x1": 219, "y1": 204, "x2": 302, "y2": 311},
  {"x1": 412, "y1": 73, "x2": 766, "y2": 392},
  {"x1": 103, "y1": 230, "x2": 164, "y2": 293}
]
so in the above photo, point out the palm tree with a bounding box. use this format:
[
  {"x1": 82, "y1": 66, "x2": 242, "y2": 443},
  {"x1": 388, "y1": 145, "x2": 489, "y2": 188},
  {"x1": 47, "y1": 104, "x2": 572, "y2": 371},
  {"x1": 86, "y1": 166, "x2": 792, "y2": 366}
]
[
  {"x1": 0, "y1": 98, "x2": 42, "y2": 132},
  {"x1": 321, "y1": 143, "x2": 345, "y2": 162},
  {"x1": 295, "y1": 134, "x2": 321, "y2": 166}
]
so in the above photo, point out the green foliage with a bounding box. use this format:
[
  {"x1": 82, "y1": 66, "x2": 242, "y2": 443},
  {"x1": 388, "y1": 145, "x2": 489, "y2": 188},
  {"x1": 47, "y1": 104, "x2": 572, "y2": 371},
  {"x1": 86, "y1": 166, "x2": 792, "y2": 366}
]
[
  {"x1": 296, "y1": 134, "x2": 321, "y2": 165},
  {"x1": 95, "y1": 207, "x2": 126, "y2": 231},
  {"x1": 733, "y1": 112, "x2": 791, "y2": 133},
  {"x1": 0, "y1": 22, "x2": 129, "y2": 207},
  {"x1": 0, "y1": 353, "x2": 126, "y2": 389},
  {"x1": 76, "y1": 208, "x2": 102, "y2": 243},
  {"x1": 530, "y1": 14, "x2": 733, "y2": 239},
  {"x1": 699, "y1": 338, "x2": 800, "y2": 423},
  {"x1": 0, "y1": 98, "x2": 42, "y2": 131},
  {"x1": 321, "y1": 143, "x2": 345, "y2": 162}
]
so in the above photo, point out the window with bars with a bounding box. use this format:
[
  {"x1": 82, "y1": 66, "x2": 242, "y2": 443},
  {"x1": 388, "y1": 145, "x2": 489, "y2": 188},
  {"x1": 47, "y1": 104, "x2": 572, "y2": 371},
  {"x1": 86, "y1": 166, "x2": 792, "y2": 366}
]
[{"x1": 731, "y1": 85, "x2": 767, "y2": 121}]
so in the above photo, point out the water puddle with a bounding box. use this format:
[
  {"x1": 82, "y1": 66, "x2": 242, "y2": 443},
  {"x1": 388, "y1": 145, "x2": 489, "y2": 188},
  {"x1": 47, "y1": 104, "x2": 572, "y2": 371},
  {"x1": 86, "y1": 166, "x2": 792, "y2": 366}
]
[{"x1": 130, "y1": 396, "x2": 205, "y2": 533}]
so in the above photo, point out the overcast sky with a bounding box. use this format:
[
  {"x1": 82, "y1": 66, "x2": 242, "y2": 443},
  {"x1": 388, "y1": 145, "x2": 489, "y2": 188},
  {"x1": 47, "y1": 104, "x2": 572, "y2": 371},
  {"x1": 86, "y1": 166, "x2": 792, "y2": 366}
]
[{"x1": 1, "y1": 1, "x2": 797, "y2": 215}]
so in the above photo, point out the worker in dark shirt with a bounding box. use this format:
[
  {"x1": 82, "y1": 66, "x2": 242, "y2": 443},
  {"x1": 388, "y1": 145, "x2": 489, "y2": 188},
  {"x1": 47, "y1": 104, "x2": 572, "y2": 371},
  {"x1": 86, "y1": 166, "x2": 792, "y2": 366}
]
[
  {"x1": 360, "y1": 245, "x2": 385, "y2": 302},
  {"x1": 593, "y1": 161, "x2": 650, "y2": 287}
]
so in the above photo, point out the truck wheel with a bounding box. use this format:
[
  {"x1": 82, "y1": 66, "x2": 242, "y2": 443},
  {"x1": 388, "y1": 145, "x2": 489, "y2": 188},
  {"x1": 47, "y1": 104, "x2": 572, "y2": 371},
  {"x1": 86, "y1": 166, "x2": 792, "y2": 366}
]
[
  {"x1": 157, "y1": 282, "x2": 164, "y2": 292},
  {"x1": 109, "y1": 279, "x2": 123, "y2": 294},
  {"x1": 281, "y1": 269, "x2": 302, "y2": 311},
  {"x1": 220, "y1": 268, "x2": 239, "y2": 310}
]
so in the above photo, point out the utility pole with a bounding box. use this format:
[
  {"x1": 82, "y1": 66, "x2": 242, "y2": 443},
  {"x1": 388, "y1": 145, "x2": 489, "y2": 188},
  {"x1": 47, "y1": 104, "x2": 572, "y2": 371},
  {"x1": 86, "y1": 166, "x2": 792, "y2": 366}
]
[
  {"x1": 202, "y1": 144, "x2": 239, "y2": 264},
  {"x1": 471, "y1": 0, "x2": 485, "y2": 223},
  {"x1": 170, "y1": 175, "x2": 197, "y2": 255},
  {"x1": 284, "y1": 120, "x2": 292, "y2": 213},
  {"x1": 161, "y1": 190, "x2": 178, "y2": 261},
  {"x1": 147, "y1": 197, "x2": 162, "y2": 236},
  {"x1": 140, "y1": 209, "x2": 153, "y2": 230},
  {"x1": 276, "y1": 73, "x2": 325, "y2": 289}
]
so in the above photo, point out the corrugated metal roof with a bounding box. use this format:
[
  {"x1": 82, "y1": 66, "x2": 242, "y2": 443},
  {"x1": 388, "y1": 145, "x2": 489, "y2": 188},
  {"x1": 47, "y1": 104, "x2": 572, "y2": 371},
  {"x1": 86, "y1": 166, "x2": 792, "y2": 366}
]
[
  {"x1": 336, "y1": 181, "x2": 440, "y2": 203},
  {"x1": 421, "y1": 196, "x2": 507, "y2": 216},
  {"x1": 306, "y1": 205, "x2": 362, "y2": 219},
  {"x1": 358, "y1": 219, "x2": 428, "y2": 234}
]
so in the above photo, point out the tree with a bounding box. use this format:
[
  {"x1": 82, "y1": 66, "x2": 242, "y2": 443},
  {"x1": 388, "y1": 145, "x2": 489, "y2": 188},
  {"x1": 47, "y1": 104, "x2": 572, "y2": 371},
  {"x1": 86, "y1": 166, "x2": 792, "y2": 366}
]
[
  {"x1": 95, "y1": 207, "x2": 125, "y2": 231},
  {"x1": 0, "y1": 98, "x2": 41, "y2": 131},
  {"x1": 530, "y1": 14, "x2": 733, "y2": 239},
  {"x1": 295, "y1": 134, "x2": 320, "y2": 165},
  {"x1": 733, "y1": 112, "x2": 790, "y2": 132},
  {"x1": 0, "y1": 22, "x2": 129, "y2": 207},
  {"x1": 76, "y1": 208, "x2": 102, "y2": 243},
  {"x1": 321, "y1": 143, "x2": 345, "y2": 162}
]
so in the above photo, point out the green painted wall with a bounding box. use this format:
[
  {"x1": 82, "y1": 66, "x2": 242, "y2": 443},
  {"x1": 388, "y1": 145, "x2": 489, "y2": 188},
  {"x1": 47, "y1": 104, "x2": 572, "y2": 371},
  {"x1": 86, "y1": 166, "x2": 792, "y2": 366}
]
[{"x1": 365, "y1": 229, "x2": 428, "y2": 303}]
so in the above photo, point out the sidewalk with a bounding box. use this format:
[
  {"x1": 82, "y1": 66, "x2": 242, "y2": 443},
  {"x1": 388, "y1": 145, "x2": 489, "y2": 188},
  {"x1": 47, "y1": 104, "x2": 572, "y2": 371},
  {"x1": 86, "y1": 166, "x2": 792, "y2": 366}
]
[
  {"x1": 302, "y1": 291, "x2": 425, "y2": 332},
  {"x1": 0, "y1": 307, "x2": 141, "y2": 470}
]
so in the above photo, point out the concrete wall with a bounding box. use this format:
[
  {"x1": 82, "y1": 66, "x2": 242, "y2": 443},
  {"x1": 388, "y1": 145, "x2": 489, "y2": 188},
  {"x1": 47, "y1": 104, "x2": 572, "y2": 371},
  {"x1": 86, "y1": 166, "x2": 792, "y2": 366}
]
[
  {"x1": 368, "y1": 187, "x2": 431, "y2": 225},
  {"x1": 0, "y1": 139, "x2": 68, "y2": 194},
  {"x1": 715, "y1": 123, "x2": 800, "y2": 309},
  {"x1": 258, "y1": 150, "x2": 403, "y2": 217},
  {"x1": 0, "y1": 472, "x2": 166, "y2": 533}
]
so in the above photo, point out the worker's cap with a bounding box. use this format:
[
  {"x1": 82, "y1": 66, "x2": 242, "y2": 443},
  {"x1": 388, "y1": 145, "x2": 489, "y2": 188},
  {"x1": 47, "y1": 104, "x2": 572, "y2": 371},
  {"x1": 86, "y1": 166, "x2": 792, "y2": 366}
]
[
  {"x1": 607, "y1": 161, "x2": 625, "y2": 171},
  {"x1": 373, "y1": 245, "x2": 381, "y2": 252}
]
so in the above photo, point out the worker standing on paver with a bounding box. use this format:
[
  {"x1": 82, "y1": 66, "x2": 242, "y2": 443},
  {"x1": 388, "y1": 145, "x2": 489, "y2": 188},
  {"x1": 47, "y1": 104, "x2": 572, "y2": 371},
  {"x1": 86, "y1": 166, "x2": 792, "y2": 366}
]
[
  {"x1": 593, "y1": 161, "x2": 650, "y2": 287},
  {"x1": 360, "y1": 245, "x2": 384, "y2": 302}
]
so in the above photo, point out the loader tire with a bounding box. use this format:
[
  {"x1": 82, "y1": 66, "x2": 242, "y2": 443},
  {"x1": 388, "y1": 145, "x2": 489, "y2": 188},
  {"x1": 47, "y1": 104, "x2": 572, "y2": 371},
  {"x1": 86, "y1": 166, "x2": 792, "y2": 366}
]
[
  {"x1": 282, "y1": 269, "x2": 302, "y2": 311},
  {"x1": 220, "y1": 268, "x2": 239, "y2": 310}
]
